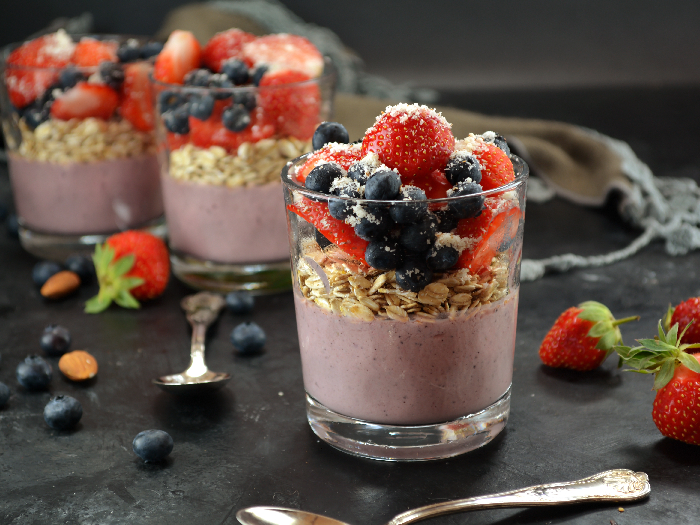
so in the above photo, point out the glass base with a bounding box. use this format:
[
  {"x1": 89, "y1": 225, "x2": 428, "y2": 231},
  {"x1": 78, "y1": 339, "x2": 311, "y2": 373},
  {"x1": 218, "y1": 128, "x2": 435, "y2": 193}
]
[
  {"x1": 306, "y1": 388, "x2": 511, "y2": 461},
  {"x1": 18, "y1": 217, "x2": 167, "y2": 262},
  {"x1": 170, "y1": 251, "x2": 292, "y2": 294}
]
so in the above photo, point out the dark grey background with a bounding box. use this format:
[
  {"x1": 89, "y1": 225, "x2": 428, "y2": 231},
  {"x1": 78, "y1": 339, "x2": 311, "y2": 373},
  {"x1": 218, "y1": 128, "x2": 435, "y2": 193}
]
[{"x1": 1, "y1": 0, "x2": 700, "y2": 90}]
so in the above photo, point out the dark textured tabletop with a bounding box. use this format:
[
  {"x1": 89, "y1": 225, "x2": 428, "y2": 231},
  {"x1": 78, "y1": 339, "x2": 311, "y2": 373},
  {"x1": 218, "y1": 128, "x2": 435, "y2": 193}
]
[{"x1": 1, "y1": 86, "x2": 700, "y2": 525}]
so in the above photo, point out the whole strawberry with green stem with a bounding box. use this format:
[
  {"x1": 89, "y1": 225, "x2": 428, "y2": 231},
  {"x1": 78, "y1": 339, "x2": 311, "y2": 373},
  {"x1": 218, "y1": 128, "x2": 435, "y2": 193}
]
[
  {"x1": 85, "y1": 231, "x2": 170, "y2": 313},
  {"x1": 539, "y1": 301, "x2": 639, "y2": 371},
  {"x1": 664, "y1": 297, "x2": 700, "y2": 344},
  {"x1": 616, "y1": 321, "x2": 700, "y2": 445}
]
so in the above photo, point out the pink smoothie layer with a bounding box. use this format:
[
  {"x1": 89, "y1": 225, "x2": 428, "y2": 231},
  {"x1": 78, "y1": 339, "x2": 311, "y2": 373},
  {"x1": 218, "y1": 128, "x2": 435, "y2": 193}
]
[
  {"x1": 162, "y1": 174, "x2": 290, "y2": 264},
  {"x1": 295, "y1": 290, "x2": 518, "y2": 425},
  {"x1": 9, "y1": 153, "x2": 163, "y2": 235}
]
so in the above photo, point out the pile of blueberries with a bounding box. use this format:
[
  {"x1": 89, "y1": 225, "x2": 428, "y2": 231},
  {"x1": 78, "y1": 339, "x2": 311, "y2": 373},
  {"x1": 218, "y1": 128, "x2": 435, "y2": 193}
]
[
  {"x1": 159, "y1": 59, "x2": 269, "y2": 136},
  {"x1": 306, "y1": 123, "x2": 511, "y2": 292},
  {"x1": 18, "y1": 39, "x2": 163, "y2": 130}
]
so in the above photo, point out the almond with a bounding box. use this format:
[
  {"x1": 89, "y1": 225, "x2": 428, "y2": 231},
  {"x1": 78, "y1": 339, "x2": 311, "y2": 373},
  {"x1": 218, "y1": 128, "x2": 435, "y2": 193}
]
[
  {"x1": 59, "y1": 350, "x2": 98, "y2": 381},
  {"x1": 40, "y1": 270, "x2": 81, "y2": 299}
]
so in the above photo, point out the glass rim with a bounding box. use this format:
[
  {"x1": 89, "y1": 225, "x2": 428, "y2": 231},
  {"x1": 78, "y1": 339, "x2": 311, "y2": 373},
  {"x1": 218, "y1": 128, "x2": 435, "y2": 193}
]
[{"x1": 282, "y1": 152, "x2": 529, "y2": 205}]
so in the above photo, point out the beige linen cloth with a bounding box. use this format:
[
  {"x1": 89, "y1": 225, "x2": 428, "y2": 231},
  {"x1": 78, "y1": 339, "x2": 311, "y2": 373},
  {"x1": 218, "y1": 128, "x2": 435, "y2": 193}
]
[{"x1": 158, "y1": 1, "x2": 700, "y2": 281}]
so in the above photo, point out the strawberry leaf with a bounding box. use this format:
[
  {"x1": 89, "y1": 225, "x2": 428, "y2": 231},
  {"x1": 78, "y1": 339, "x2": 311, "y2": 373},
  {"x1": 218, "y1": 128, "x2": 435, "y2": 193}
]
[
  {"x1": 577, "y1": 301, "x2": 612, "y2": 322},
  {"x1": 653, "y1": 359, "x2": 676, "y2": 390},
  {"x1": 115, "y1": 289, "x2": 140, "y2": 309},
  {"x1": 666, "y1": 322, "x2": 679, "y2": 346},
  {"x1": 84, "y1": 294, "x2": 112, "y2": 314},
  {"x1": 636, "y1": 338, "x2": 677, "y2": 352},
  {"x1": 111, "y1": 253, "x2": 135, "y2": 277},
  {"x1": 588, "y1": 321, "x2": 613, "y2": 338},
  {"x1": 595, "y1": 330, "x2": 618, "y2": 351},
  {"x1": 678, "y1": 352, "x2": 700, "y2": 374}
]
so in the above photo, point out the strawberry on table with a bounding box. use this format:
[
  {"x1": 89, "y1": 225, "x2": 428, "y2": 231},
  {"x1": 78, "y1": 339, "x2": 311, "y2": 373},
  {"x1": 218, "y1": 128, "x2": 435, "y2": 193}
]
[
  {"x1": 258, "y1": 69, "x2": 321, "y2": 140},
  {"x1": 617, "y1": 322, "x2": 700, "y2": 445},
  {"x1": 539, "y1": 301, "x2": 639, "y2": 371},
  {"x1": 85, "y1": 230, "x2": 170, "y2": 313},
  {"x1": 120, "y1": 62, "x2": 155, "y2": 131},
  {"x1": 242, "y1": 34, "x2": 324, "y2": 78},
  {"x1": 154, "y1": 30, "x2": 202, "y2": 85},
  {"x1": 201, "y1": 28, "x2": 256, "y2": 72},
  {"x1": 51, "y1": 82, "x2": 119, "y2": 121},
  {"x1": 71, "y1": 38, "x2": 118, "y2": 67},
  {"x1": 665, "y1": 297, "x2": 700, "y2": 344},
  {"x1": 473, "y1": 143, "x2": 515, "y2": 191}
]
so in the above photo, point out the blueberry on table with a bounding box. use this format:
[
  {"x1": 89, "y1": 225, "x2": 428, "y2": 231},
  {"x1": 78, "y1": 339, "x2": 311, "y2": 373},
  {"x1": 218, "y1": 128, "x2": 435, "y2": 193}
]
[
  {"x1": 32, "y1": 260, "x2": 62, "y2": 287},
  {"x1": 163, "y1": 106, "x2": 190, "y2": 134},
  {"x1": 395, "y1": 258, "x2": 434, "y2": 293},
  {"x1": 390, "y1": 186, "x2": 428, "y2": 224},
  {"x1": 40, "y1": 325, "x2": 71, "y2": 357},
  {"x1": 365, "y1": 239, "x2": 403, "y2": 271},
  {"x1": 225, "y1": 291, "x2": 255, "y2": 315},
  {"x1": 0, "y1": 382, "x2": 10, "y2": 408},
  {"x1": 132, "y1": 430, "x2": 173, "y2": 462},
  {"x1": 221, "y1": 58, "x2": 250, "y2": 85},
  {"x1": 65, "y1": 254, "x2": 94, "y2": 284},
  {"x1": 16, "y1": 355, "x2": 52, "y2": 390},
  {"x1": 189, "y1": 93, "x2": 215, "y2": 121},
  {"x1": 312, "y1": 122, "x2": 350, "y2": 150},
  {"x1": 44, "y1": 395, "x2": 82, "y2": 430},
  {"x1": 364, "y1": 170, "x2": 401, "y2": 200},
  {"x1": 426, "y1": 245, "x2": 459, "y2": 271},
  {"x1": 353, "y1": 205, "x2": 393, "y2": 241},
  {"x1": 399, "y1": 213, "x2": 438, "y2": 253},
  {"x1": 448, "y1": 181, "x2": 485, "y2": 219},
  {"x1": 184, "y1": 68, "x2": 212, "y2": 87},
  {"x1": 305, "y1": 163, "x2": 344, "y2": 195},
  {"x1": 445, "y1": 154, "x2": 482, "y2": 185},
  {"x1": 222, "y1": 104, "x2": 251, "y2": 132},
  {"x1": 139, "y1": 41, "x2": 164, "y2": 59},
  {"x1": 231, "y1": 322, "x2": 266, "y2": 354}
]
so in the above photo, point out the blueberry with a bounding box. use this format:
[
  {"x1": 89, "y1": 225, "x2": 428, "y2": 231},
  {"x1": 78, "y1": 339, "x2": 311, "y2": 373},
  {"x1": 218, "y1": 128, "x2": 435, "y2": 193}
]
[
  {"x1": 221, "y1": 58, "x2": 250, "y2": 85},
  {"x1": 365, "y1": 239, "x2": 403, "y2": 271},
  {"x1": 16, "y1": 355, "x2": 52, "y2": 390},
  {"x1": 312, "y1": 122, "x2": 350, "y2": 150},
  {"x1": 448, "y1": 181, "x2": 484, "y2": 219},
  {"x1": 233, "y1": 91, "x2": 256, "y2": 111},
  {"x1": 44, "y1": 395, "x2": 82, "y2": 430},
  {"x1": 40, "y1": 325, "x2": 71, "y2": 357},
  {"x1": 315, "y1": 229, "x2": 333, "y2": 249},
  {"x1": 353, "y1": 205, "x2": 393, "y2": 241},
  {"x1": 98, "y1": 62, "x2": 125, "y2": 90},
  {"x1": 230, "y1": 322, "x2": 266, "y2": 354},
  {"x1": 6, "y1": 214, "x2": 19, "y2": 238},
  {"x1": 395, "y1": 258, "x2": 433, "y2": 293},
  {"x1": 208, "y1": 74, "x2": 234, "y2": 99},
  {"x1": 158, "y1": 91, "x2": 187, "y2": 114},
  {"x1": 328, "y1": 180, "x2": 361, "y2": 220},
  {"x1": 445, "y1": 154, "x2": 482, "y2": 185},
  {"x1": 23, "y1": 105, "x2": 51, "y2": 130},
  {"x1": 117, "y1": 42, "x2": 141, "y2": 63},
  {"x1": 65, "y1": 254, "x2": 94, "y2": 283},
  {"x1": 434, "y1": 209, "x2": 460, "y2": 233},
  {"x1": 225, "y1": 291, "x2": 254, "y2": 315},
  {"x1": 426, "y1": 245, "x2": 459, "y2": 271},
  {"x1": 222, "y1": 104, "x2": 250, "y2": 132},
  {"x1": 251, "y1": 65, "x2": 268, "y2": 86},
  {"x1": 184, "y1": 68, "x2": 211, "y2": 87},
  {"x1": 163, "y1": 106, "x2": 190, "y2": 134},
  {"x1": 492, "y1": 133, "x2": 511, "y2": 155},
  {"x1": 132, "y1": 429, "x2": 173, "y2": 462},
  {"x1": 389, "y1": 186, "x2": 428, "y2": 224},
  {"x1": 365, "y1": 170, "x2": 401, "y2": 200},
  {"x1": 347, "y1": 161, "x2": 372, "y2": 185},
  {"x1": 32, "y1": 260, "x2": 62, "y2": 287},
  {"x1": 305, "y1": 163, "x2": 344, "y2": 195},
  {"x1": 0, "y1": 382, "x2": 10, "y2": 408},
  {"x1": 189, "y1": 93, "x2": 215, "y2": 121},
  {"x1": 140, "y1": 42, "x2": 164, "y2": 59},
  {"x1": 58, "y1": 67, "x2": 86, "y2": 90},
  {"x1": 399, "y1": 213, "x2": 438, "y2": 253}
]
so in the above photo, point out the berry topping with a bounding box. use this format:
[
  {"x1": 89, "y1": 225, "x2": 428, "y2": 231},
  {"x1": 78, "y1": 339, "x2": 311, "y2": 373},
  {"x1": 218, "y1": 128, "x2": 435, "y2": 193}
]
[
  {"x1": 116, "y1": 41, "x2": 142, "y2": 63},
  {"x1": 164, "y1": 105, "x2": 191, "y2": 134},
  {"x1": 221, "y1": 58, "x2": 250, "y2": 85},
  {"x1": 399, "y1": 213, "x2": 438, "y2": 253},
  {"x1": 426, "y1": 244, "x2": 460, "y2": 271},
  {"x1": 230, "y1": 321, "x2": 267, "y2": 354},
  {"x1": 258, "y1": 69, "x2": 321, "y2": 140},
  {"x1": 361, "y1": 103, "x2": 455, "y2": 179},
  {"x1": 666, "y1": 298, "x2": 700, "y2": 344},
  {"x1": 364, "y1": 170, "x2": 402, "y2": 200},
  {"x1": 140, "y1": 41, "x2": 164, "y2": 59},
  {"x1": 305, "y1": 163, "x2": 345, "y2": 194},
  {"x1": 154, "y1": 30, "x2": 202, "y2": 84},
  {"x1": 40, "y1": 325, "x2": 71, "y2": 357},
  {"x1": 133, "y1": 430, "x2": 174, "y2": 462},
  {"x1": 120, "y1": 62, "x2": 155, "y2": 131},
  {"x1": 395, "y1": 258, "x2": 434, "y2": 292},
  {"x1": 297, "y1": 143, "x2": 363, "y2": 183},
  {"x1": 189, "y1": 93, "x2": 216, "y2": 121},
  {"x1": 226, "y1": 291, "x2": 255, "y2": 315},
  {"x1": 365, "y1": 239, "x2": 403, "y2": 271},
  {"x1": 447, "y1": 181, "x2": 485, "y2": 219},
  {"x1": 159, "y1": 90, "x2": 188, "y2": 113},
  {"x1": 98, "y1": 61, "x2": 125, "y2": 90},
  {"x1": 201, "y1": 29, "x2": 256, "y2": 72},
  {"x1": 221, "y1": 104, "x2": 251, "y2": 132},
  {"x1": 58, "y1": 67, "x2": 87, "y2": 89},
  {"x1": 445, "y1": 153, "x2": 482, "y2": 185},
  {"x1": 44, "y1": 395, "x2": 83, "y2": 430},
  {"x1": 50, "y1": 82, "x2": 119, "y2": 121},
  {"x1": 312, "y1": 122, "x2": 350, "y2": 150},
  {"x1": 32, "y1": 260, "x2": 62, "y2": 287},
  {"x1": 410, "y1": 169, "x2": 452, "y2": 199},
  {"x1": 351, "y1": 205, "x2": 393, "y2": 241},
  {"x1": 473, "y1": 143, "x2": 515, "y2": 191},
  {"x1": 242, "y1": 34, "x2": 324, "y2": 78},
  {"x1": 482, "y1": 131, "x2": 511, "y2": 155},
  {"x1": 71, "y1": 38, "x2": 118, "y2": 66},
  {"x1": 189, "y1": 102, "x2": 274, "y2": 152},
  {"x1": 389, "y1": 186, "x2": 428, "y2": 225},
  {"x1": 183, "y1": 68, "x2": 211, "y2": 87},
  {"x1": 328, "y1": 178, "x2": 362, "y2": 220},
  {"x1": 16, "y1": 355, "x2": 52, "y2": 390}
]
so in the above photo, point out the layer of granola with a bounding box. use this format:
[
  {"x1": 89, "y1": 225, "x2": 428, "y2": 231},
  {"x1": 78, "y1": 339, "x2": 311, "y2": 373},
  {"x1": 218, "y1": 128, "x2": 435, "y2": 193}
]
[
  {"x1": 168, "y1": 137, "x2": 312, "y2": 188},
  {"x1": 13, "y1": 118, "x2": 154, "y2": 163},
  {"x1": 297, "y1": 238, "x2": 510, "y2": 323}
]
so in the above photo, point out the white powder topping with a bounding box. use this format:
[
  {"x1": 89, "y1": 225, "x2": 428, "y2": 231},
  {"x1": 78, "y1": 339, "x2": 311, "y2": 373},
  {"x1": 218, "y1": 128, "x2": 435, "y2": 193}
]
[
  {"x1": 399, "y1": 185, "x2": 422, "y2": 200},
  {"x1": 454, "y1": 134, "x2": 486, "y2": 155},
  {"x1": 330, "y1": 175, "x2": 358, "y2": 194},
  {"x1": 434, "y1": 232, "x2": 468, "y2": 254},
  {"x1": 482, "y1": 131, "x2": 497, "y2": 143},
  {"x1": 368, "y1": 103, "x2": 452, "y2": 130},
  {"x1": 323, "y1": 142, "x2": 361, "y2": 155},
  {"x1": 360, "y1": 151, "x2": 382, "y2": 167},
  {"x1": 43, "y1": 30, "x2": 76, "y2": 62},
  {"x1": 345, "y1": 204, "x2": 379, "y2": 226}
]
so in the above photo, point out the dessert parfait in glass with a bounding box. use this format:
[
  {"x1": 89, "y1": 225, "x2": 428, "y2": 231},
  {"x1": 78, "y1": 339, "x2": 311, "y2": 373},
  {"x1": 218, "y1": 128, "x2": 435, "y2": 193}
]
[
  {"x1": 0, "y1": 30, "x2": 165, "y2": 259},
  {"x1": 283, "y1": 104, "x2": 528, "y2": 460},
  {"x1": 152, "y1": 29, "x2": 334, "y2": 293}
]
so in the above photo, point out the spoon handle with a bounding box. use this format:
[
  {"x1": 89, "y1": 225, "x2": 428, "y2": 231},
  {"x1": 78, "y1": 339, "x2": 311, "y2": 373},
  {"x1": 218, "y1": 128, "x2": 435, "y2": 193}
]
[{"x1": 387, "y1": 469, "x2": 650, "y2": 525}]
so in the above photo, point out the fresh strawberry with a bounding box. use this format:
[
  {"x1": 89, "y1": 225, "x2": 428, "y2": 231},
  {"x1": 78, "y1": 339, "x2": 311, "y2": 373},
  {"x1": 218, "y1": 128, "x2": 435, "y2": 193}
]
[
  {"x1": 50, "y1": 82, "x2": 119, "y2": 120},
  {"x1": 71, "y1": 38, "x2": 118, "y2": 67},
  {"x1": 201, "y1": 28, "x2": 256, "y2": 72},
  {"x1": 539, "y1": 301, "x2": 638, "y2": 371},
  {"x1": 617, "y1": 321, "x2": 700, "y2": 445},
  {"x1": 665, "y1": 298, "x2": 700, "y2": 344},
  {"x1": 189, "y1": 101, "x2": 275, "y2": 153},
  {"x1": 85, "y1": 230, "x2": 170, "y2": 313},
  {"x1": 288, "y1": 199, "x2": 369, "y2": 264},
  {"x1": 297, "y1": 143, "x2": 363, "y2": 183},
  {"x1": 166, "y1": 132, "x2": 190, "y2": 151},
  {"x1": 258, "y1": 69, "x2": 321, "y2": 140},
  {"x1": 119, "y1": 62, "x2": 154, "y2": 131},
  {"x1": 5, "y1": 31, "x2": 75, "y2": 108},
  {"x1": 361, "y1": 103, "x2": 455, "y2": 179},
  {"x1": 473, "y1": 143, "x2": 515, "y2": 191},
  {"x1": 411, "y1": 170, "x2": 452, "y2": 199},
  {"x1": 153, "y1": 30, "x2": 202, "y2": 84},
  {"x1": 242, "y1": 34, "x2": 324, "y2": 78}
]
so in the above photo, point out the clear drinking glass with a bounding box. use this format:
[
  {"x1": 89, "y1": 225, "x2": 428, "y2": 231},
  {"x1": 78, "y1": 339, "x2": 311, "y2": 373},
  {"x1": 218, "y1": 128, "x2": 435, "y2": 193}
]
[
  {"x1": 283, "y1": 153, "x2": 528, "y2": 461},
  {"x1": 153, "y1": 59, "x2": 335, "y2": 293},
  {"x1": 0, "y1": 34, "x2": 164, "y2": 261}
]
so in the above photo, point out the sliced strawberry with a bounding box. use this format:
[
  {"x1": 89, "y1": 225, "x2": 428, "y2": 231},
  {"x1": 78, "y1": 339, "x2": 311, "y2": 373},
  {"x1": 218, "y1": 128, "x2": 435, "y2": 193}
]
[
  {"x1": 473, "y1": 143, "x2": 515, "y2": 191},
  {"x1": 411, "y1": 169, "x2": 452, "y2": 199},
  {"x1": 288, "y1": 198, "x2": 368, "y2": 264},
  {"x1": 71, "y1": 38, "x2": 118, "y2": 67},
  {"x1": 201, "y1": 29, "x2": 256, "y2": 72},
  {"x1": 258, "y1": 69, "x2": 321, "y2": 140},
  {"x1": 51, "y1": 82, "x2": 119, "y2": 121},
  {"x1": 242, "y1": 34, "x2": 324, "y2": 77},
  {"x1": 297, "y1": 143, "x2": 363, "y2": 183},
  {"x1": 153, "y1": 30, "x2": 202, "y2": 85},
  {"x1": 361, "y1": 103, "x2": 455, "y2": 179},
  {"x1": 166, "y1": 132, "x2": 190, "y2": 151},
  {"x1": 189, "y1": 102, "x2": 275, "y2": 153},
  {"x1": 119, "y1": 62, "x2": 154, "y2": 131}
]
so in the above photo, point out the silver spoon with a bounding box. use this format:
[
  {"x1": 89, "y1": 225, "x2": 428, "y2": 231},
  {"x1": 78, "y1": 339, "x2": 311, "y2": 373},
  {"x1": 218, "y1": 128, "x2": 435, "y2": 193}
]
[
  {"x1": 153, "y1": 292, "x2": 230, "y2": 393},
  {"x1": 237, "y1": 469, "x2": 650, "y2": 525}
]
